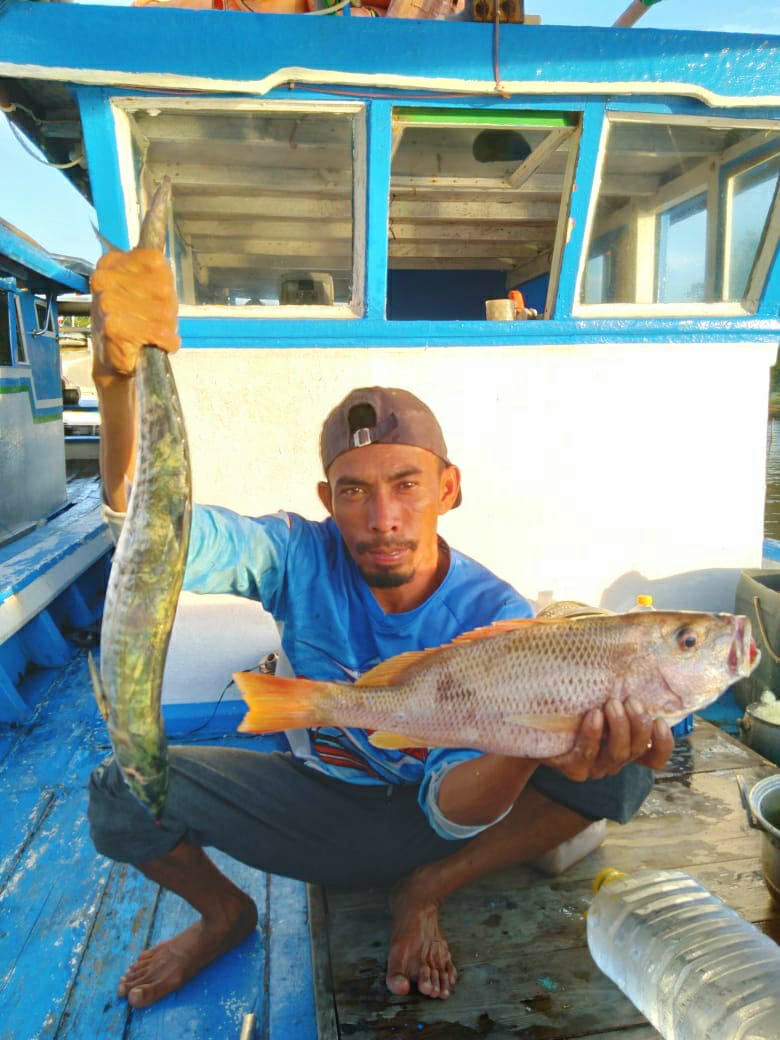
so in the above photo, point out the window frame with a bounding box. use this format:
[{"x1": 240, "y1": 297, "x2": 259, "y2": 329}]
[
  {"x1": 573, "y1": 111, "x2": 780, "y2": 318},
  {"x1": 111, "y1": 96, "x2": 367, "y2": 320}
]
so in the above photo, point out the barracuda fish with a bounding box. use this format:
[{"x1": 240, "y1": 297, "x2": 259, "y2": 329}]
[
  {"x1": 234, "y1": 612, "x2": 759, "y2": 758},
  {"x1": 89, "y1": 179, "x2": 191, "y2": 819}
]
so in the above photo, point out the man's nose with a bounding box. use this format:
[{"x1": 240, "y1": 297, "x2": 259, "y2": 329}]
[{"x1": 368, "y1": 488, "x2": 398, "y2": 531}]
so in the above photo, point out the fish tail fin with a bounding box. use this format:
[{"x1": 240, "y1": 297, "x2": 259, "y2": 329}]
[
  {"x1": 233, "y1": 672, "x2": 328, "y2": 734},
  {"x1": 88, "y1": 651, "x2": 110, "y2": 722}
]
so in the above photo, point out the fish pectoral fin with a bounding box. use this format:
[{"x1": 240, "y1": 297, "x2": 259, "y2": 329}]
[
  {"x1": 367, "y1": 731, "x2": 432, "y2": 749},
  {"x1": 88, "y1": 651, "x2": 110, "y2": 722},
  {"x1": 506, "y1": 713, "x2": 582, "y2": 733}
]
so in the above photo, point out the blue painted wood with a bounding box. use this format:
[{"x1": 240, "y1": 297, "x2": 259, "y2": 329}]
[
  {"x1": 0, "y1": 221, "x2": 89, "y2": 293},
  {"x1": 0, "y1": 652, "x2": 317, "y2": 1038},
  {"x1": 174, "y1": 315, "x2": 780, "y2": 350},
  {"x1": 268, "y1": 875, "x2": 318, "y2": 1040},
  {"x1": 0, "y1": 477, "x2": 108, "y2": 605},
  {"x1": 50, "y1": 580, "x2": 95, "y2": 631},
  {"x1": 18, "y1": 609, "x2": 73, "y2": 668},
  {"x1": 0, "y1": 786, "x2": 113, "y2": 1040},
  {"x1": 128, "y1": 851, "x2": 270, "y2": 1040},
  {"x1": 57, "y1": 862, "x2": 160, "y2": 1040},
  {"x1": 553, "y1": 101, "x2": 607, "y2": 320},
  {"x1": 364, "y1": 103, "x2": 392, "y2": 321},
  {"x1": 75, "y1": 86, "x2": 134, "y2": 251},
  {"x1": 0, "y1": 663, "x2": 27, "y2": 722},
  {"x1": 1, "y1": 6, "x2": 778, "y2": 104}
]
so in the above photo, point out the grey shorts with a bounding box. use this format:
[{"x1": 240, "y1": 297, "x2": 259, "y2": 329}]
[{"x1": 88, "y1": 746, "x2": 652, "y2": 889}]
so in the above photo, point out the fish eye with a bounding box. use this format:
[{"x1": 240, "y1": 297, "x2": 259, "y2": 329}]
[{"x1": 676, "y1": 627, "x2": 698, "y2": 651}]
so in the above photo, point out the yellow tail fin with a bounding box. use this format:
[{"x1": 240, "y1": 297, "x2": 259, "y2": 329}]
[{"x1": 233, "y1": 672, "x2": 327, "y2": 734}]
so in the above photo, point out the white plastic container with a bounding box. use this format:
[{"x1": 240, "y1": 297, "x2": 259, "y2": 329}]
[{"x1": 586, "y1": 868, "x2": 780, "y2": 1040}]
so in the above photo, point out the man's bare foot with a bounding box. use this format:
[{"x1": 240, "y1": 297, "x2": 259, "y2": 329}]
[
  {"x1": 117, "y1": 892, "x2": 257, "y2": 1008},
  {"x1": 385, "y1": 883, "x2": 457, "y2": 1000}
]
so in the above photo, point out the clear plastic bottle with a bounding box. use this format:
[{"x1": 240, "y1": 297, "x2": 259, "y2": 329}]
[
  {"x1": 587, "y1": 868, "x2": 780, "y2": 1040},
  {"x1": 629, "y1": 593, "x2": 655, "y2": 612}
]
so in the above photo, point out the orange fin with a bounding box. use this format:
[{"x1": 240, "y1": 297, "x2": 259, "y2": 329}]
[
  {"x1": 233, "y1": 672, "x2": 327, "y2": 733},
  {"x1": 506, "y1": 713, "x2": 582, "y2": 732},
  {"x1": 356, "y1": 649, "x2": 437, "y2": 687},
  {"x1": 356, "y1": 617, "x2": 544, "y2": 688},
  {"x1": 367, "y1": 731, "x2": 432, "y2": 750}
]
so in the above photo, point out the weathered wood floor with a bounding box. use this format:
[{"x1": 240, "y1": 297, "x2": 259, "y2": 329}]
[
  {"x1": 0, "y1": 651, "x2": 316, "y2": 1040},
  {"x1": 2, "y1": 647, "x2": 778, "y2": 1040},
  {"x1": 311, "y1": 723, "x2": 780, "y2": 1040}
]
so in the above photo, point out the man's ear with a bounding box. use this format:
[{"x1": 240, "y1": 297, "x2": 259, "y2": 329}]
[
  {"x1": 318, "y1": 480, "x2": 334, "y2": 516},
  {"x1": 438, "y1": 465, "x2": 461, "y2": 514}
]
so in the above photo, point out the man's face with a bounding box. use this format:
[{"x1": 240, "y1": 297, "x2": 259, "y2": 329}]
[{"x1": 319, "y1": 443, "x2": 459, "y2": 592}]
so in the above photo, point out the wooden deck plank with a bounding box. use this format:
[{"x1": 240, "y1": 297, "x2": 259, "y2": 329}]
[
  {"x1": 317, "y1": 722, "x2": 780, "y2": 1039},
  {"x1": 56, "y1": 862, "x2": 161, "y2": 1040},
  {"x1": 0, "y1": 787, "x2": 112, "y2": 1040},
  {"x1": 268, "y1": 875, "x2": 318, "y2": 1040},
  {"x1": 1, "y1": 648, "x2": 317, "y2": 1039},
  {"x1": 127, "y1": 851, "x2": 270, "y2": 1040}
]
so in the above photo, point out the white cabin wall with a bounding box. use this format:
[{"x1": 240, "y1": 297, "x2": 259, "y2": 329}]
[{"x1": 170, "y1": 341, "x2": 775, "y2": 615}]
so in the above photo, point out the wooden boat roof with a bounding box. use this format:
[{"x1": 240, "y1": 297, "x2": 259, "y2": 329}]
[{"x1": 1, "y1": 4, "x2": 778, "y2": 209}]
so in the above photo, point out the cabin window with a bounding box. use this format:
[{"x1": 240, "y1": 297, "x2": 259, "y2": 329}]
[
  {"x1": 656, "y1": 193, "x2": 708, "y2": 303},
  {"x1": 115, "y1": 101, "x2": 363, "y2": 315},
  {"x1": 725, "y1": 154, "x2": 780, "y2": 301},
  {"x1": 386, "y1": 109, "x2": 579, "y2": 320},
  {"x1": 33, "y1": 296, "x2": 55, "y2": 336},
  {"x1": 577, "y1": 116, "x2": 780, "y2": 314}
]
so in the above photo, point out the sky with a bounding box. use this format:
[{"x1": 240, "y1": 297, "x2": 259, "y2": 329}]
[{"x1": 0, "y1": 0, "x2": 778, "y2": 267}]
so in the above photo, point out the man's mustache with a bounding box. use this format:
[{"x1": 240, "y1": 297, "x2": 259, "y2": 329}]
[{"x1": 356, "y1": 538, "x2": 418, "y2": 555}]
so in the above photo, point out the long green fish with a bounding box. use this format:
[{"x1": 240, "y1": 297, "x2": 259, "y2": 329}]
[{"x1": 90, "y1": 178, "x2": 192, "y2": 819}]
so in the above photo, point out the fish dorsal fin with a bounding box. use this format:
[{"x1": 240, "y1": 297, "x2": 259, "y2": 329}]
[
  {"x1": 355, "y1": 618, "x2": 543, "y2": 688},
  {"x1": 367, "y1": 731, "x2": 432, "y2": 749},
  {"x1": 356, "y1": 649, "x2": 439, "y2": 687},
  {"x1": 449, "y1": 617, "x2": 541, "y2": 646}
]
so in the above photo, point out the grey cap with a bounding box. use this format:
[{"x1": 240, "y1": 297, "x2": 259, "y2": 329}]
[{"x1": 320, "y1": 386, "x2": 461, "y2": 506}]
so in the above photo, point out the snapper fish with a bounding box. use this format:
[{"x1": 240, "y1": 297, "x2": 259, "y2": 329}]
[
  {"x1": 234, "y1": 611, "x2": 759, "y2": 757},
  {"x1": 89, "y1": 179, "x2": 192, "y2": 818}
]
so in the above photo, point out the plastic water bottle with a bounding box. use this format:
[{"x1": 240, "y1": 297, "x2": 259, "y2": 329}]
[
  {"x1": 587, "y1": 868, "x2": 780, "y2": 1040},
  {"x1": 629, "y1": 593, "x2": 655, "y2": 612}
]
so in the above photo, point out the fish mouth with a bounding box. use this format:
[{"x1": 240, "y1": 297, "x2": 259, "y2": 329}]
[{"x1": 728, "y1": 616, "x2": 760, "y2": 678}]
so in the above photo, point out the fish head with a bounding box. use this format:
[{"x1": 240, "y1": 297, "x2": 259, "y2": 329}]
[{"x1": 631, "y1": 611, "x2": 759, "y2": 723}]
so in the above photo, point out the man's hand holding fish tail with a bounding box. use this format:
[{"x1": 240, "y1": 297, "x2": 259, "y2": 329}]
[
  {"x1": 91, "y1": 248, "x2": 180, "y2": 511},
  {"x1": 89, "y1": 247, "x2": 744, "y2": 1011}
]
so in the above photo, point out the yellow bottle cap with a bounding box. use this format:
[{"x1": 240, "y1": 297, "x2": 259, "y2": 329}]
[
  {"x1": 636, "y1": 594, "x2": 653, "y2": 607},
  {"x1": 592, "y1": 867, "x2": 626, "y2": 894}
]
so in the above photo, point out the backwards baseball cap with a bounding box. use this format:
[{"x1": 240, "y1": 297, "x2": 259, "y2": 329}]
[{"x1": 320, "y1": 386, "x2": 461, "y2": 507}]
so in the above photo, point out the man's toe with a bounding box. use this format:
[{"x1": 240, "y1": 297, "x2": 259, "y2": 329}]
[{"x1": 385, "y1": 972, "x2": 411, "y2": 996}]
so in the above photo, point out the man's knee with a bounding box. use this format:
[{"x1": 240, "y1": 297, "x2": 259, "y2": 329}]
[
  {"x1": 88, "y1": 756, "x2": 186, "y2": 864},
  {"x1": 530, "y1": 763, "x2": 654, "y2": 824}
]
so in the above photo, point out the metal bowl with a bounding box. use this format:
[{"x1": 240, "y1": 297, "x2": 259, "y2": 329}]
[{"x1": 748, "y1": 774, "x2": 780, "y2": 906}]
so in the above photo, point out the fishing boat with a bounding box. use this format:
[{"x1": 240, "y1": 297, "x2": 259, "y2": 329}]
[{"x1": 0, "y1": 3, "x2": 778, "y2": 1037}]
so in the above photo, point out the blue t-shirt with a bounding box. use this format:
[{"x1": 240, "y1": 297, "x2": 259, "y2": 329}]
[{"x1": 183, "y1": 504, "x2": 534, "y2": 838}]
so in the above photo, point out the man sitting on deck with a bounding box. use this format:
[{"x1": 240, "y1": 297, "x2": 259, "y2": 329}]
[{"x1": 87, "y1": 246, "x2": 674, "y2": 1009}]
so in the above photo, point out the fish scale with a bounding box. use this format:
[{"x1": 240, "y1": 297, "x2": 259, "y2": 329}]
[
  {"x1": 235, "y1": 611, "x2": 760, "y2": 759},
  {"x1": 89, "y1": 178, "x2": 192, "y2": 818}
]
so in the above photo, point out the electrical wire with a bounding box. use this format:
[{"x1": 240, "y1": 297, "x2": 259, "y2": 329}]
[{"x1": 2, "y1": 109, "x2": 85, "y2": 170}]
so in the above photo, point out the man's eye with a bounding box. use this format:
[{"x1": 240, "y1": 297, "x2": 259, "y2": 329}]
[
  {"x1": 398, "y1": 481, "x2": 418, "y2": 491},
  {"x1": 340, "y1": 486, "x2": 364, "y2": 497}
]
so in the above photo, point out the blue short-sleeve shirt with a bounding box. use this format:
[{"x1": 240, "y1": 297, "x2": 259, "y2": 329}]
[{"x1": 183, "y1": 504, "x2": 534, "y2": 839}]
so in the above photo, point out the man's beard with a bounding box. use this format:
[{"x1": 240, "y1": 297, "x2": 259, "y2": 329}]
[{"x1": 356, "y1": 538, "x2": 417, "y2": 589}]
